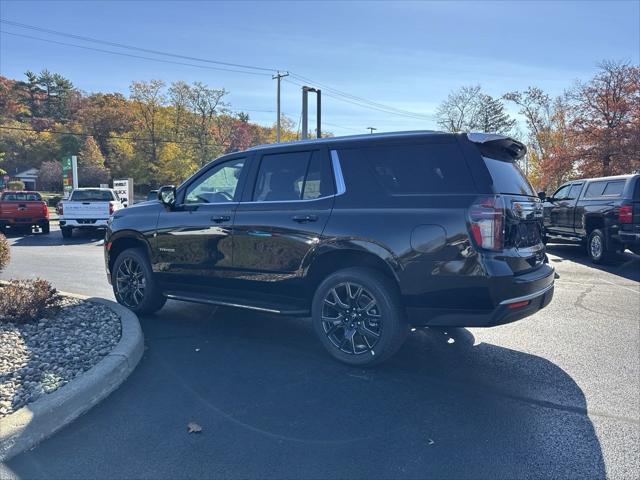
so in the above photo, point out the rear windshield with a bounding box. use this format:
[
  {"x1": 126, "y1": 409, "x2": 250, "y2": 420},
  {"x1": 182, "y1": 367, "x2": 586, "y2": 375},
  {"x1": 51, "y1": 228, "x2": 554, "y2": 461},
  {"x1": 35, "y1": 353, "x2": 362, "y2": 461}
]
[
  {"x1": 1, "y1": 192, "x2": 42, "y2": 201},
  {"x1": 359, "y1": 143, "x2": 476, "y2": 194},
  {"x1": 70, "y1": 190, "x2": 114, "y2": 201},
  {"x1": 483, "y1": 157, "x2": 535, "y2": 196}
]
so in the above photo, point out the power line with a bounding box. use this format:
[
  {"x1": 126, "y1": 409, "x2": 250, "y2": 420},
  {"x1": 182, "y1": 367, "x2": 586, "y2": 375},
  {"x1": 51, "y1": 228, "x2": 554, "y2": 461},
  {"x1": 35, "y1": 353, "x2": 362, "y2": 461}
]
[
  {"x1": 0, "y1": 19, "x2": 276, "y2": 73},
  {"x1": 0, "y1": 125, "x2": 231, "y2": 148},
  {"x1": 0, "y1": 31, "x2": 272, "y2": 78}
]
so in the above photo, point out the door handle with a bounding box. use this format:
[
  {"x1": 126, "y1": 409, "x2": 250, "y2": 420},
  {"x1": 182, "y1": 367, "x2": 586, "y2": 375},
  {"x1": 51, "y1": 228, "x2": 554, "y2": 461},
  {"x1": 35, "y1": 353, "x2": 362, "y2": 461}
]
[
  {"x1": 211, "y1": 215, "x2": 231, "y2": 223},
  {"x1": 292, "y1": 214, "x2": 318, "y2": 223}
]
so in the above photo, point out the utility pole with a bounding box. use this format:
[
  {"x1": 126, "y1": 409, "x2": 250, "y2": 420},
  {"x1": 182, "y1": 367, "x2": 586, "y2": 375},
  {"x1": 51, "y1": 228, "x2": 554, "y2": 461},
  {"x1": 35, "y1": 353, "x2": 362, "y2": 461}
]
[
  {"x1": 301, "y1": 86, "x2": 321, "y2": 140},
  {"x1": 367, "y1": 127, "x2": 377, "y2": 134},
  {"x1": 272, "y1": 71, "x2": 289, "y2": 142}
]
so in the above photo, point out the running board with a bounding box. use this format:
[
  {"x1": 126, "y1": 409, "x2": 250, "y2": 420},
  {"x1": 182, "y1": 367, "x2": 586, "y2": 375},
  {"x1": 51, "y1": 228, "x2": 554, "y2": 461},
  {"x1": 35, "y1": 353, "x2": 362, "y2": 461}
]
[
  {"x1": 162, "y1": 290, "x2": 309, "y2": 316},
  {"x1": 547, "y1": 233, "x2": 582, "y2": 242}
]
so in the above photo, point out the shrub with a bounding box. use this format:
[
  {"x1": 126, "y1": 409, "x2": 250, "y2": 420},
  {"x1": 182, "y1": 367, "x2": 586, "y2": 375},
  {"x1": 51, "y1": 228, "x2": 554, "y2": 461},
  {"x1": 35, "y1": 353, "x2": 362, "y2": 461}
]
[
  {"x1": 0, "y1": 233, "x2": 9, "y2": 272},
  {"x1": 7, "y1": 180, "x2": 25, "y2": 191},
  {"x1": 0, "y1": 279, "x2": 62, "y2": 324}
]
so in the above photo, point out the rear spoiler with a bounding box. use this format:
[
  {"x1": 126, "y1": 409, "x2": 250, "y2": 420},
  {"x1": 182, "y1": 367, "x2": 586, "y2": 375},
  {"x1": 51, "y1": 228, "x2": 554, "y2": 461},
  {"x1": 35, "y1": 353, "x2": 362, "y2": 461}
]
[{"x1": 467, "y1": 133, "x2": 527, "y2": 161}]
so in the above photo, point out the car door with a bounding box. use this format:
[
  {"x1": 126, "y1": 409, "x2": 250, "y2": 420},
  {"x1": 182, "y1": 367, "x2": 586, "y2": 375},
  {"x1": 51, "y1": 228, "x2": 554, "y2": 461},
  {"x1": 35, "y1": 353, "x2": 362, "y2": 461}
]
[
  {"x1": 231, "y1": 147, "x2": 336, "y2": 297},
  {"x1": 544, "y1": 184, "x2": 571, "y2": 233},
  {"x1": 154, "y1": 156, "x2": 250, "y2": 290},
  {"x1": 563, "y1": 183, "x2": 583, "y2": 232}
]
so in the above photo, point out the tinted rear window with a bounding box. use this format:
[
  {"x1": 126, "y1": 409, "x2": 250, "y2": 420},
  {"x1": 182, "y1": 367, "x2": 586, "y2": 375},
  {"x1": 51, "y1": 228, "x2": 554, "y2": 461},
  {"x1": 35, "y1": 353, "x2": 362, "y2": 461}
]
[
  {"x1": 355, "y1": 143, "x2": 475, "y2": 194},
  {"x1": 1, "y1": 192, "x2": 42, "y2": 201},
  {"x1": 602, "y1": 181, "x2": 624, "y2": 197},
  {"x1": 483, "y1": 157, "x2": 535, "y2": 196},
  {"x1": 70, "y1": 190, "x2": 114, "y2": 201}
]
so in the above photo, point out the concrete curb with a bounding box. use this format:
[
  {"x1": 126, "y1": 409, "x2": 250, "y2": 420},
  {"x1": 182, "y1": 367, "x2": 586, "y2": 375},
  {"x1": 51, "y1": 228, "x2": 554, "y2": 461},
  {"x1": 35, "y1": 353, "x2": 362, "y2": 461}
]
[{"x1": 0, "y1": 290, "x2": 143, "y2": 462}]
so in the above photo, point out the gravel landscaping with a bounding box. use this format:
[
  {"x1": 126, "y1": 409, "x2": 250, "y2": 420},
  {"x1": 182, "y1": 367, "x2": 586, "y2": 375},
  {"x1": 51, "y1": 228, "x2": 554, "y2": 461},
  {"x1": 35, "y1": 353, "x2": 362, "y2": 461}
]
[{"x1": 0, "y1": 297, "x2": 121, "y2": 417}]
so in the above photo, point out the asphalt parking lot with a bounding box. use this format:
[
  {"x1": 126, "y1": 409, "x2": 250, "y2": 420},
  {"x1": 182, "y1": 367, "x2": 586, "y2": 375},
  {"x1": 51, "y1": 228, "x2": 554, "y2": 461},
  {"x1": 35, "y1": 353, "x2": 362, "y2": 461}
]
[{"x1": 1, "y1": 226, "x2": 639, "y2": 479}]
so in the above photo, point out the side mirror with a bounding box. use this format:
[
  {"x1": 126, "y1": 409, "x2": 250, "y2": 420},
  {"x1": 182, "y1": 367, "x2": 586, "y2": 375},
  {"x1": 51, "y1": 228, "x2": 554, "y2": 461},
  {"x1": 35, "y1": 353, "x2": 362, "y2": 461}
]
[
  {"x1": 158, "y1": 185, "x2": 176, "y2": 207},
  {"x1": 538, "y1": 191, "x2": 546, "y2": 201}
]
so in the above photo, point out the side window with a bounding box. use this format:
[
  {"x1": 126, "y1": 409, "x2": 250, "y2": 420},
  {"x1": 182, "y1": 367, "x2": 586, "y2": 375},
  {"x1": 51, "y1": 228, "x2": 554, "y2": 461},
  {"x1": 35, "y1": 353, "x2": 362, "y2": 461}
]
[
  {"x1": 552, "y1": 185, "x2": 571, "y2": 200},
  {"x1": 185, "y1": 158, "x2": 245, "y2": 204},
  {"x1": 363, "y1": 143, "x2": 475, "y2": 194},
  {"x1": 602, "y1": 181, "x2": 624, "y2": 197},
  {"x1": 253, "y1": 151, "x2": 333, "y2": 202},
  {"x1": 584, "y1": 181, "x2": 606, "y2": 199},
  {"x1": 568, "y1": 184, "x2": 583, "y2": 199}
]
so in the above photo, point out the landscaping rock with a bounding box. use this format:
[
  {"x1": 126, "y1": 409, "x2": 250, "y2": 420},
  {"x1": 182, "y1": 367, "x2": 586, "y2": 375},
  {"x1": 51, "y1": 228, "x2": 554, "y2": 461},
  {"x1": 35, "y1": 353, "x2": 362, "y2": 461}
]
[{"x1": 0, "y1": 297, "x2": 121, "y2": 417}]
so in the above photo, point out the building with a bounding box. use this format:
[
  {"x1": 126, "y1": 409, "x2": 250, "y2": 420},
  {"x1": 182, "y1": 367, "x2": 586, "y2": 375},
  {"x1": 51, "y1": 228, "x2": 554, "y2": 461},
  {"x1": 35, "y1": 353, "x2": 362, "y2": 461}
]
[{"x1": 13, "y1": 168, "x2": 39, "y2": 190}]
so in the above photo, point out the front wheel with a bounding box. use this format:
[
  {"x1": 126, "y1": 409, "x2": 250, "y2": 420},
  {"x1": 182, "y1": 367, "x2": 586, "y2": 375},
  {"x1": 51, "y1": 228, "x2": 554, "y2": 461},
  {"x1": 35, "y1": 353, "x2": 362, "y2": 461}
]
[
  {"x1": 312, "y1": 267, "x2": 408, "y2": 367},
  {"x1": 112, "y1": 247, "x2": 166, "y2": 315},
  {"x1": 61, "y1": 227, "x2": 72, "y2": 238}
]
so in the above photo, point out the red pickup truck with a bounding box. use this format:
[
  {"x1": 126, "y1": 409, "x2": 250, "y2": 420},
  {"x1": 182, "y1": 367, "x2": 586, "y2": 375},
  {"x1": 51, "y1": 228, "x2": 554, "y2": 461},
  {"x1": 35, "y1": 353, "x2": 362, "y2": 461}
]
[{"x1": 0, "y1": 191, "x2": 50, "y2": 234}]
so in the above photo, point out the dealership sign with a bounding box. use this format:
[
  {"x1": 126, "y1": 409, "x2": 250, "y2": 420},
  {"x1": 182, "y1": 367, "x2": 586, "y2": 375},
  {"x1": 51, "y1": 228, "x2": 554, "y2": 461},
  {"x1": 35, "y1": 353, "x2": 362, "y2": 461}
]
[
  {"x1": 61, "y1": 156, "x2": 78, "y2": 198},
  {"x1": 113, "y1": 178, "x2": 134, "y2": 206}
]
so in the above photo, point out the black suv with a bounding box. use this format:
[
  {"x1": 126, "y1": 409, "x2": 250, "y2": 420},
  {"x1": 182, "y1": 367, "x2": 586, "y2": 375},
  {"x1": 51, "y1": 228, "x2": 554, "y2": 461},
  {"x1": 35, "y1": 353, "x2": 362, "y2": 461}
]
[
  {"x1": 542, "y1": 174, "x2": 640, "y2": 263},
  {"x1": 105, "y1": 131, "x2": 554, "y2": 366}
]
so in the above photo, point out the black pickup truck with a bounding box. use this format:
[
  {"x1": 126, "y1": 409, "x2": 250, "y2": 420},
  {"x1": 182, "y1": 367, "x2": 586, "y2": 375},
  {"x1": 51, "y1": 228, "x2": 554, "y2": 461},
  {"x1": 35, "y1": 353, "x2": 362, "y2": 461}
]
[{"x1": 542, "y1": 174, "x2": 640, "y2": 263}]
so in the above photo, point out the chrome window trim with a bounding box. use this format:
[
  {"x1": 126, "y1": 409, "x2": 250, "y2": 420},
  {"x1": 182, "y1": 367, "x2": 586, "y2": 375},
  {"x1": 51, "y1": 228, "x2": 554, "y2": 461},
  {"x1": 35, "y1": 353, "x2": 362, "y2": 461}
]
[{"x1": 331, "y1": 149, "x2": 346, "y2": 196}]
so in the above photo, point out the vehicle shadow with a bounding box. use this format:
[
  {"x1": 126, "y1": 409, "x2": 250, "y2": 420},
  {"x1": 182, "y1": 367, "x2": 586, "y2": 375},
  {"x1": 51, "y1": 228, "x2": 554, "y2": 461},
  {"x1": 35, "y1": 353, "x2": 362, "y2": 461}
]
[
  {"x1": 5, "y1": 228, "x2": 105, "y2": 247},
  {"x1": 5, "y1": 302, "x2": 606, "y2": 479},
  {"x1": 546, "y1": 242, "x2": 640, "y2": 282}
]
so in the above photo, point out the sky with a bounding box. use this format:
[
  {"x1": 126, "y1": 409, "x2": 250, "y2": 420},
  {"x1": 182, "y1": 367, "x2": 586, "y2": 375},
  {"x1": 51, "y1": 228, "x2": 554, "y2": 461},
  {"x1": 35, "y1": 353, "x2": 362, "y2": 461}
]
[{"x1": 0, "y1": 0, "x2": 638, "y2": 136}]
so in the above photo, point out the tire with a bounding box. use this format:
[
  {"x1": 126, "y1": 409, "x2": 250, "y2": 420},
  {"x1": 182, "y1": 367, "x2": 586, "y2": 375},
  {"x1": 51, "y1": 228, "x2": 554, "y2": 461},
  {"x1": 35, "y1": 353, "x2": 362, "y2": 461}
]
[
  {"x1": 61, "y1": 227, "x2": 72, "y2": 238},
  {"x1": 41, "y1": 221, "x2": 50, "y2": 234},
  {"x1": 311, "y1": 267, "x2": 408, "y2": 367},
  {"x1": 587, "y1": 229, "x2": 613, "y2": 264},
  {"x1": 111, "y1": 247, "x2": 166, "y2": 315}
]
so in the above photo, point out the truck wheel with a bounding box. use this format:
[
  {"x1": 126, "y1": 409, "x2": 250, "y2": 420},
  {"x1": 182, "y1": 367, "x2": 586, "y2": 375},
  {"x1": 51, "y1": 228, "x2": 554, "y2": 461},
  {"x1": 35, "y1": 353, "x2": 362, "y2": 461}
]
[
  {"x1": 41, "y1": 221, "x2": 50, "y2": 234},
  {"x1": 112, "y1": 247, "x2": 166, "y2": 315},
  {"x1": 587, "y1": 229, "x2": 613, "y2": 264},
  {"x1": 61, "y1": 227, "x2": 72, "y2": 238},
  {"x1": 311, "y1": 267, "x2": 408, "y2": 367}
]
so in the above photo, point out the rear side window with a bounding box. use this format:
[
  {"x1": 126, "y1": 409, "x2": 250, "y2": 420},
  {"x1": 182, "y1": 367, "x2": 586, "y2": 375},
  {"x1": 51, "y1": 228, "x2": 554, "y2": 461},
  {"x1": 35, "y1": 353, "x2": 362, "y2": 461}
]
[
  {"x1": 584, "y1": 181, "x2": 606, "y2": 198},
  {"x1": 483, "y1": 157, "x2": 535, "y2": 196},
  {"x1": 358, "y1": 143, "x2": 475, "y2": 194},
  {"x1": 602, "y1": 181, "x2": 624, "y2": 197},
  {"x1": 253, "y1": 151, "x2": 334, "y2": 202},
  {"x1": 1, "y1": 192, "x2": 42, "y2": 201},
  {"x1": 70, "y1": 190, "x2": 114, "y2": 201}
]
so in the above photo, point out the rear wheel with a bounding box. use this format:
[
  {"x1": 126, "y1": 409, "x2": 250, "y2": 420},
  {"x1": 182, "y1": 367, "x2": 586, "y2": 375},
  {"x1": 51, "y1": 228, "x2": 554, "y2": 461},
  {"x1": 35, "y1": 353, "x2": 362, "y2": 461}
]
[
  {"x1": 41, "y1": 221, "x2": 50, "y2": 234},
  {"x1": 312, "y1": 267, "x2": 408, "y2": 367},
  {"x1": 112, "y1": 247, "x2": 166, "y2": 315},
  {"x1": 61, "y1": 227, "x2": 72, "y2": 238},
  {"x1": 587, "y1": 229, "x2": 614, "y2": 264}
]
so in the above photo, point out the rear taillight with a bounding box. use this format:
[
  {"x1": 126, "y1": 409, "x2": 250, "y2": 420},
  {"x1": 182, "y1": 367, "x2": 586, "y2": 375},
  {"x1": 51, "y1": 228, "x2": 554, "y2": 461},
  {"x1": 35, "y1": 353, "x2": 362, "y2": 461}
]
[
  {"x1": 42, "y1": 203, "x2": 49, "y2": 218},
  {"x1": 109, "y1": 201, "x2": 114, "y2": 215},
  {"x1": 468, "y1": 195, "x2": 505, "y2": 251},
  {"x1": 57, "y1": 203, "x2": 63, "y2": 215},
  {"x1": 619, "y1": 205, "x2": 633, "y2": 224}
]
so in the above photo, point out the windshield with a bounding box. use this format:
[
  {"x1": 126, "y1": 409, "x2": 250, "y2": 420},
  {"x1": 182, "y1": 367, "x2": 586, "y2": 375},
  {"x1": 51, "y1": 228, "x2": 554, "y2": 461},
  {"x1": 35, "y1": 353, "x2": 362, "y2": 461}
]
[
  {"x1": 70, "y1": 190, "x2": 114, "y2": 201},
  {"x1": 483, "y1": 157, "x2": 536, "y2": 196}
]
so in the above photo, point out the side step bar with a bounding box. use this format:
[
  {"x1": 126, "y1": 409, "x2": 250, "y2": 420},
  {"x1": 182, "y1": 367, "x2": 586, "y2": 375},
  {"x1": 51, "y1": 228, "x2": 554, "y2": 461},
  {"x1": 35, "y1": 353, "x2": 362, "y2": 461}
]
[{"x1": 163, "y1": 291, "x2": 309, "y2": 316}]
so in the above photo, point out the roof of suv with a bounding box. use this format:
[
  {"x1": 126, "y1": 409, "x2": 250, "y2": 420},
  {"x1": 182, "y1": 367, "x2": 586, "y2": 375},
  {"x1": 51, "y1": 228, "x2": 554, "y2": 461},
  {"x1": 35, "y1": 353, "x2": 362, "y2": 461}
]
[
  {"x1": 577, "y1": 173, "x2": 640, "y2": 183},
  {"x1": 247, "y1": 130, "x2": 451, "y2": 151}
]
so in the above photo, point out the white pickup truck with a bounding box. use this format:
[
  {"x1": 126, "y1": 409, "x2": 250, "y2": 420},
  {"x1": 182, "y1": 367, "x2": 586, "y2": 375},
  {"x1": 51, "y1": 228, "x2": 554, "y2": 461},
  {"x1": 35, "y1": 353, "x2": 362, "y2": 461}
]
[{"x1": 58, "y1": 188, "x2": 125, "y2": 238}]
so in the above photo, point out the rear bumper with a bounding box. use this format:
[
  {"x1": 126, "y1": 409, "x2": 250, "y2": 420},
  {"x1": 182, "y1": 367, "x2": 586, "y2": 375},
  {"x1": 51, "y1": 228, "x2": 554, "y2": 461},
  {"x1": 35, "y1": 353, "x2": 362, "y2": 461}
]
[
  {"x1": 406, "y1": 263, "x2": 555, "y2": 327},
  {"x1": 616, "y1": 231, "x2": 640, "y2": 247},
  {"x1": 60, "y1": 219, "x2": 109, "y2": 228},
  {"x1": 0, "y1": 218, "x2": 48, "y2": 227}
]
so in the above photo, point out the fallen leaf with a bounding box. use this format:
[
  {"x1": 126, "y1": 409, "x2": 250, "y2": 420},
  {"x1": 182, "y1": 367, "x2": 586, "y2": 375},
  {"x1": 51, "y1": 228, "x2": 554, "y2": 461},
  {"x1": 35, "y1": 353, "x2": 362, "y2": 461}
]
[
  {"x1": 187, "y1": 422, "x2": 202, "y2": 433},
  {"x1": 195, "y1": 348, "x2": 200, "y2": 352},
  {"x1": 427, "y1": 439, "x2": 435, "y2": 445}
]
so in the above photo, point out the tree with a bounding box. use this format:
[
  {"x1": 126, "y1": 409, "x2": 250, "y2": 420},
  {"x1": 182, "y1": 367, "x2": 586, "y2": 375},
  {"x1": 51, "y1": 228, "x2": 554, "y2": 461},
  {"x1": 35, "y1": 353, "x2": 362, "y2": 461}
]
[
  {"x1": 436, "y1": 85, "x2": 482, "y2": 132},
  {"x1": 567, "y1": 61, "x2": 640, "y2": 177},
  {"x1": 436, "y1": 86, "x2": 515, "y2": 134},
  {"x1": 186, "y1": 82, "x2": 228, "y2": 166},
  {"x1": 78, "y1": 136, "x2": 109, "y2": 187},
  {"x1": 38, "y1": 160, "x2": 63, "y2": 191},
  {"x1": 473, "y1": 94, "x2": 516, "y2": 134},
  {"x1": 130, "y1": 80, "x2": 167, "y2": 168}
]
